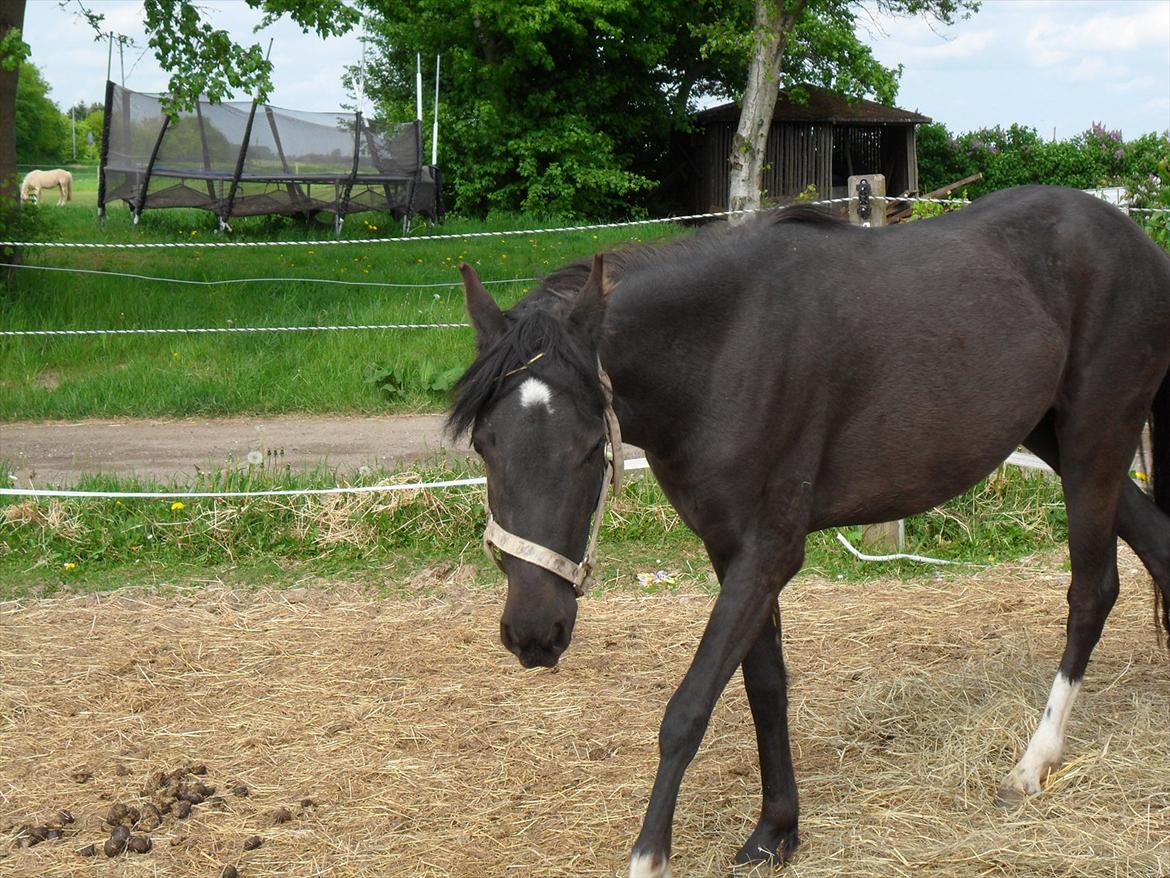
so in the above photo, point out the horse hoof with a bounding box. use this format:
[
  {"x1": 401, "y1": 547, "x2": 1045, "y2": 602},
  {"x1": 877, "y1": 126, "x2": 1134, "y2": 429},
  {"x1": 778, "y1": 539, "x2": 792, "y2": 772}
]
[
  {"x1": 733, "y1": 828, "x2": 799, "y2": 867},
  {"x1": 629, "y1": 850, "x2": 671, "y2": 878},
  {"x1": 993, "y1": 786, "x2": 1025, "y2": 808}
]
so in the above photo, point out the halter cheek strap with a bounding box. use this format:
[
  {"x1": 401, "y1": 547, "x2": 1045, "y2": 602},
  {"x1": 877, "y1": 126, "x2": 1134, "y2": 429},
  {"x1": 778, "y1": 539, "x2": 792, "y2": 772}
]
[{"x1": 481, "y1": 359, "x2": 623, "y2": 597}]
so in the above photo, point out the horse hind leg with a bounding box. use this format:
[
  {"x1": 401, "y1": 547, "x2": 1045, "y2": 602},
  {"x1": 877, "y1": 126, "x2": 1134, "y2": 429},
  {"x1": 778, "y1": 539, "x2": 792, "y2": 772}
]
[
  {"x1": 996, "y1": 414, "x2": 1139, "y2": 803},
  {"x1": 1024, "y1": 417, "x2": 1170, "y2": 655},
  {"x1": 734, "y1": 599, "x2": 799, "y2": 867}
]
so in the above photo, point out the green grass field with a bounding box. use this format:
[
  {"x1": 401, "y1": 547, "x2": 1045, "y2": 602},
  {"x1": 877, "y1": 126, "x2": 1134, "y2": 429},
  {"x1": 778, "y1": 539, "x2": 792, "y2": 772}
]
[{"x1": 1, "y1": 166, "x2": 682, "y2": 420}]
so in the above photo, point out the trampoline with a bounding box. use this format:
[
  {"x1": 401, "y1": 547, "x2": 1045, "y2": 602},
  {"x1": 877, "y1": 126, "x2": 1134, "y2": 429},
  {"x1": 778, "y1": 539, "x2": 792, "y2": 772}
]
[{"x1": 98, "y1": 81, "x2": 442, "y2": 233}]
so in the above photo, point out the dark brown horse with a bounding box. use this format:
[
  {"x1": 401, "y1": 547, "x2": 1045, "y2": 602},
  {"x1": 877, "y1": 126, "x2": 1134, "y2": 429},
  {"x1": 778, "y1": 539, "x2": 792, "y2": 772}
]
[{"x1": 448, "y1": 186, "x2": 1170, "y2": 876}]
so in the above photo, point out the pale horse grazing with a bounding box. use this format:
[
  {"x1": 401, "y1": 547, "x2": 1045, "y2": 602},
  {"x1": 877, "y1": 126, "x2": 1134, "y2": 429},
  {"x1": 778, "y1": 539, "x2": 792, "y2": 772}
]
[{"x1": 20, "y1": 169, "x2": 73, "y2": 206}]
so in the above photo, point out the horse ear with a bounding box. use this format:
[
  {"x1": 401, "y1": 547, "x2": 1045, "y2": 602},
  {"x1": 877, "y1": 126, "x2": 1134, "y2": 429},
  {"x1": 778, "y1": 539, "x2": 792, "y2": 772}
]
[
  {"x1": 569, "y1": 253, "x2": 611, "y2": 341},
  {"x1": 460, "y1": 263, "x2": 507, "y2": 351}
]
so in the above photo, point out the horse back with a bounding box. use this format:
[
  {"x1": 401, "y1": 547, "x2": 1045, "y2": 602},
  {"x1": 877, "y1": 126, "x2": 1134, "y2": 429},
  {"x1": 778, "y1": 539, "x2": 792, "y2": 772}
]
[{"x1": 607, "y1": 186, "x2": 1170, "y2": 533}]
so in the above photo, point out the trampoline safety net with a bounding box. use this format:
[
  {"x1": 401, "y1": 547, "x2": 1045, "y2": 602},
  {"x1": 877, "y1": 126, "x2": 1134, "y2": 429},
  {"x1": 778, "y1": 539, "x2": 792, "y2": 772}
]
[{"x1": 99, "y1": 81, "x2": 443, "y2": 229}]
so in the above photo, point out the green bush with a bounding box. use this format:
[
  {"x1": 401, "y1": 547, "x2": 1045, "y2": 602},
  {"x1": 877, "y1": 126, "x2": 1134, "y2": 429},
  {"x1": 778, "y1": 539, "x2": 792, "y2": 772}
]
[{"x1": 917, "y1": 121, "x2": 1170, "y2": 199}]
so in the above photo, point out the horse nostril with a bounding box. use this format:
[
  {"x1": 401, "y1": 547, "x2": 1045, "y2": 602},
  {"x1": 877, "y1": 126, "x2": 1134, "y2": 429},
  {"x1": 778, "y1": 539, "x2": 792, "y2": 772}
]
[
  {"x1": 500, "y1": 621, "x2": 515, "y2": 652},
  {"x1": 552, "y1": 621, "x2": 569, "y2": 652}
]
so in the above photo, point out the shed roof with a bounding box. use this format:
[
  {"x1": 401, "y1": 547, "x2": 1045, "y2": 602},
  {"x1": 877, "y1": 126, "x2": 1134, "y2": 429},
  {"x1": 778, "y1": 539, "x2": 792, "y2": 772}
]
[{"x1": 695, "y1": 85, "x2": 931, "y2": 126}]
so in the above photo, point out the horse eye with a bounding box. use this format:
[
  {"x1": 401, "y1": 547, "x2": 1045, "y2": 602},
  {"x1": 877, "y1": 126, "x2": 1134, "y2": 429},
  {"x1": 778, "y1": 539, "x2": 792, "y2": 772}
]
[{"x1": 583, "y1": 438, "x2": 605, "y2": 463}]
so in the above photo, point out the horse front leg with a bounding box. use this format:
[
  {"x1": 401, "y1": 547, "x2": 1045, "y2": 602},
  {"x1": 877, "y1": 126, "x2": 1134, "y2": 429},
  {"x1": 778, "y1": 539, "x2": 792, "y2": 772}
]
[{"x1": 629, "y1": 539, "x2": 804, "y2": 878}]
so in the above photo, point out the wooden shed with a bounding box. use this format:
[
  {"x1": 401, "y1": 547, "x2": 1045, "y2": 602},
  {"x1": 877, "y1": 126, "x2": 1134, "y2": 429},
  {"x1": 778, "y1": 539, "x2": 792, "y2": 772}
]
[{"x1": 672, "y1": 85, "x2": 931, "y2": 213}]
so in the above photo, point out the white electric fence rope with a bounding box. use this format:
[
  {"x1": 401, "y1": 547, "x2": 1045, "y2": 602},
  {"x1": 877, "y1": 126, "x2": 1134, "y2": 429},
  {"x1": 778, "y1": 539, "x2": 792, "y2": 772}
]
[
  {"x1": 1, "y1": 196, "x2": 1162, "y2": 253},
  {"x1": 0, "y1": 459, "x2": 652, "y2": 500},
  {"x1": 0, "y1": 323, "x2": 470, "y2": 337},
  {"x1": 0, "y1": 199, "x2": 860, "y2": 251},
  {"x1": 0, "y1": 263, "x2": 535, "y2": 289}
]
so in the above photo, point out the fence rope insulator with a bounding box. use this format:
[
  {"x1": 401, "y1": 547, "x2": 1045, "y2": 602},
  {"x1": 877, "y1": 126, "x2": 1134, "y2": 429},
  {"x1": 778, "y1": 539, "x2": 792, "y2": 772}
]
[{"x1": 0, "y1": 323, "x2": 471, "y2": 337}]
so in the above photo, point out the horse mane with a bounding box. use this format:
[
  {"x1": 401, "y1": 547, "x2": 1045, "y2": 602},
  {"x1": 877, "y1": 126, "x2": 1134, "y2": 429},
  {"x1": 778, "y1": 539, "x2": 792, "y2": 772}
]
[
  {"x1": 446, "y1": 205, "x2": 841, "y2": 438},
  {"x1": 446, "y1": 299, "x2": 604, "y2": 439}
]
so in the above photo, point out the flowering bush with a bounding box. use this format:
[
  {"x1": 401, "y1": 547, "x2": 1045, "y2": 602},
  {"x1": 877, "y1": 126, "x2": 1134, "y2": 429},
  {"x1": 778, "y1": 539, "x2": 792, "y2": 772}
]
[{"x1": 917, "y1": 122, "x2": 1170, "y2": 201}]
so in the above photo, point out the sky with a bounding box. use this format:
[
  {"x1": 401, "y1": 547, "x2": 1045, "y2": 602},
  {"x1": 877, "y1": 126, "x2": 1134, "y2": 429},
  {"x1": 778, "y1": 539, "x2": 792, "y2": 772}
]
[{"x1": 20, "y1": 0, "x2": 1170, "y2": 139}]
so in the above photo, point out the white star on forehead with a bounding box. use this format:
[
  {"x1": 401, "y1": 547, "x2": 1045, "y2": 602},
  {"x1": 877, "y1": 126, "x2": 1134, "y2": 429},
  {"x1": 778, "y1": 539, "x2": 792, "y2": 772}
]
[{"x1": 518, "y1": 377, "x2": 554, "y2": 413}]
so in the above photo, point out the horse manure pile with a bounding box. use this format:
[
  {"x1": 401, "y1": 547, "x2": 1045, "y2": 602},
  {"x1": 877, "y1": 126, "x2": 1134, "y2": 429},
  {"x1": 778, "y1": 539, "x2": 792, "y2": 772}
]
[
  {"x1": 5, "y1": 756, "x2": 312, "y2": 877},
  {"x1": 69, "y1": 763, "x2": 217, "y2": 859},
  {"x1": 1, "y1": 565, "x2": 1167, "y2": 876}
]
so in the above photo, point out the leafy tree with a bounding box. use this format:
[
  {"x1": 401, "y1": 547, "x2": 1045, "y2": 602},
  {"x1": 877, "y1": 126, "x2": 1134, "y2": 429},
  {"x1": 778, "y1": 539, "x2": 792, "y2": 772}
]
[
  {"x1": 726, "y1": 0, "x2": 978, "y2": 222},
  {"x1": 357, "y1": 0, "x2": 729, "y2": 218},
  {"x1": 1, "y1": 0, "x2": 30, "y2": 259},
  {"x1": 69, "y1": 99, "x2": 103, "y2": 120},
  {"x1": 14, "y1": 60, "x2": 68, "y2": 163},
  {"x1": 361, "y1": 0, "x2": 971, "y2": 219},
  {"x1": 76, "y1": 109, "x2": 104, "y2": 161}
]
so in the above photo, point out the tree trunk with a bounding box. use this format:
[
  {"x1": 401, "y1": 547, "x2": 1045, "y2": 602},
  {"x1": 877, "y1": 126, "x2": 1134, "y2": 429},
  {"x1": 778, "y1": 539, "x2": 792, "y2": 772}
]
[
  {"x1": 727, "y1": 0, "x2": 803, "y2": 225},
  {"x1": 1, "y1": 0, "x2": 28, "y2": 272}
]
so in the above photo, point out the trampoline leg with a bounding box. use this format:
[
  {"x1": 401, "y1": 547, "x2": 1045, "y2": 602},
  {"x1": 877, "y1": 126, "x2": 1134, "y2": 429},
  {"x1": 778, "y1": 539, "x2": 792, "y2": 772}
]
[{"x1": 132, "y1": 211, "x2": 140, "y2": 226}]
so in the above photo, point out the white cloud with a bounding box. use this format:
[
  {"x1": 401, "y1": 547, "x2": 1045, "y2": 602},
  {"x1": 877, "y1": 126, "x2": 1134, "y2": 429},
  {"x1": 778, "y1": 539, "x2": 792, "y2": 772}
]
[
  {"x1": 898, "y1": 29, "x2": 997, "y2": 62},
  {"x1": 1106, "y1": 75, "x2": 1157, "y2": 94},
  {"x1": 1027, "y1": 2, "x2": 1170, "y2": 66},
  {"x1": 1067, "y1": 56, "x2": 1129, "y2": 82},
  {"x1": 1143, "y1": 95, "x2": 1170, "y2": 114}
]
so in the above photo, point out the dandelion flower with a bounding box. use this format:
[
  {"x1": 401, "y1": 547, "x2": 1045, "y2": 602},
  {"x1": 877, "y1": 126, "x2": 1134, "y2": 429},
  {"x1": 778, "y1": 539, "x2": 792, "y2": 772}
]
[
  {"x1": 171, "y1": 501, "x2": 185, "y2": 511},
  {"x1": 246, "y1": 450, "x2": 263, "y2": 466},
  {"x1": 63, "y1": 562, "x2": 76, "y2": 570}
]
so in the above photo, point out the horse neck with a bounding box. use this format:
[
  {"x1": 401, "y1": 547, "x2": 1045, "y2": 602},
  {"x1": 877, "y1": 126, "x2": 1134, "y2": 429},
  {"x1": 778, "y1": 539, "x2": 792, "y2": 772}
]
[{"x1": 598, "y1": 275, "x2": 704, "y2": 460}]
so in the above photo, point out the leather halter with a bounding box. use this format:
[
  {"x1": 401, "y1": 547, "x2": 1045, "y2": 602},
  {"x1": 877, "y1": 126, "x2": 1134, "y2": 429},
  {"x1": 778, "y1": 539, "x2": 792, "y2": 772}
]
[{"x1": 482, "y1": 361, "x2": 623, "y2": 597}]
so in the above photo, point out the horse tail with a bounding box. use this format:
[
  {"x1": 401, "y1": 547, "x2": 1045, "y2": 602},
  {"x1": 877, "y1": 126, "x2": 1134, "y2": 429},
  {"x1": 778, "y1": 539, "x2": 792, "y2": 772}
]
[
  {"x1": 1151, "y1": 368, "x2": 1170, "y2": 649},
  {"x1": 65, "y1": 172, "x2": 73, "y2": 202}
]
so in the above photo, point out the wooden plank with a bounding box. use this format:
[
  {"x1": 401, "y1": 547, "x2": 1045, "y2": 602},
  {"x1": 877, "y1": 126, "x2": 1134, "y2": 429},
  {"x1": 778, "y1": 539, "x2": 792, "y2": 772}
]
[{"x1": 886, "y1": 171, "x2": 984, "y2": 222}]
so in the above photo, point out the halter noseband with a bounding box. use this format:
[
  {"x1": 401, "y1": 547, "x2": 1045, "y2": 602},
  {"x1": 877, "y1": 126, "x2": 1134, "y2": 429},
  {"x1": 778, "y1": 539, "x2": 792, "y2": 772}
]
[{"x1": 481, "y1": 360, "x2": 623, "y2": 597}]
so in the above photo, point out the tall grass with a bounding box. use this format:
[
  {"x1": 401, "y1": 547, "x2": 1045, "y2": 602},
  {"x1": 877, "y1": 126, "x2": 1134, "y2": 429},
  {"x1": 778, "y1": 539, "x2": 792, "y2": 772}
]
[
  {"x1": 0, "y1": 459, "x2": 1068, "y2": 598},
  {"x1": 1, "y1": 169, "x2": 682, "y2": 420}
]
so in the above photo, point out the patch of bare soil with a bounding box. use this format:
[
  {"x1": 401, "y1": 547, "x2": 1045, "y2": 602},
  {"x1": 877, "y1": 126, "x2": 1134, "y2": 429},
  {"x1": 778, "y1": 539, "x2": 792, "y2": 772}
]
[{"x1": 0, "y1": 414, "x2": 463, "y2": 486}]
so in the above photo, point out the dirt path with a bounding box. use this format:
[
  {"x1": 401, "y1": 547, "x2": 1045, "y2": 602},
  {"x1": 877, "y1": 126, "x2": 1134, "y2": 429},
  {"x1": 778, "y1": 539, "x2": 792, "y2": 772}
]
[
  {"x1": 0, "y1": 415, "x2": 647, "y2": 486},
  {"x1": 0, "y1": 414, "x2": 465, "y2": 485}
]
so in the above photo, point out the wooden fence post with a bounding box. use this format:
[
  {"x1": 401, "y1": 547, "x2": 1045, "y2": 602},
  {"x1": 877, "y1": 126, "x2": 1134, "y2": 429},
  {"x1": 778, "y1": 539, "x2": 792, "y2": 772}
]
[{"x1": 847, "y1": 174, "x2": 904, "y2": 552}]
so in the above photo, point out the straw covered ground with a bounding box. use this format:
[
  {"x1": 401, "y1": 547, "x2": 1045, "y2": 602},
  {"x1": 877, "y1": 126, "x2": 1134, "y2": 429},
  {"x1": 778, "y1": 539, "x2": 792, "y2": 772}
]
[{"x1": 2, "y1": 550, "x2": 1168, "y2": 878}]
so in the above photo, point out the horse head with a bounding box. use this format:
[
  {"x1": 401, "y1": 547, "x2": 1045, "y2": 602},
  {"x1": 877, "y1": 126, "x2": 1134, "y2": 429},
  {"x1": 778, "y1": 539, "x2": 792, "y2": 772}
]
[{"x1": 451, "y1": 255, "x2": 613, "y2": 668}]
